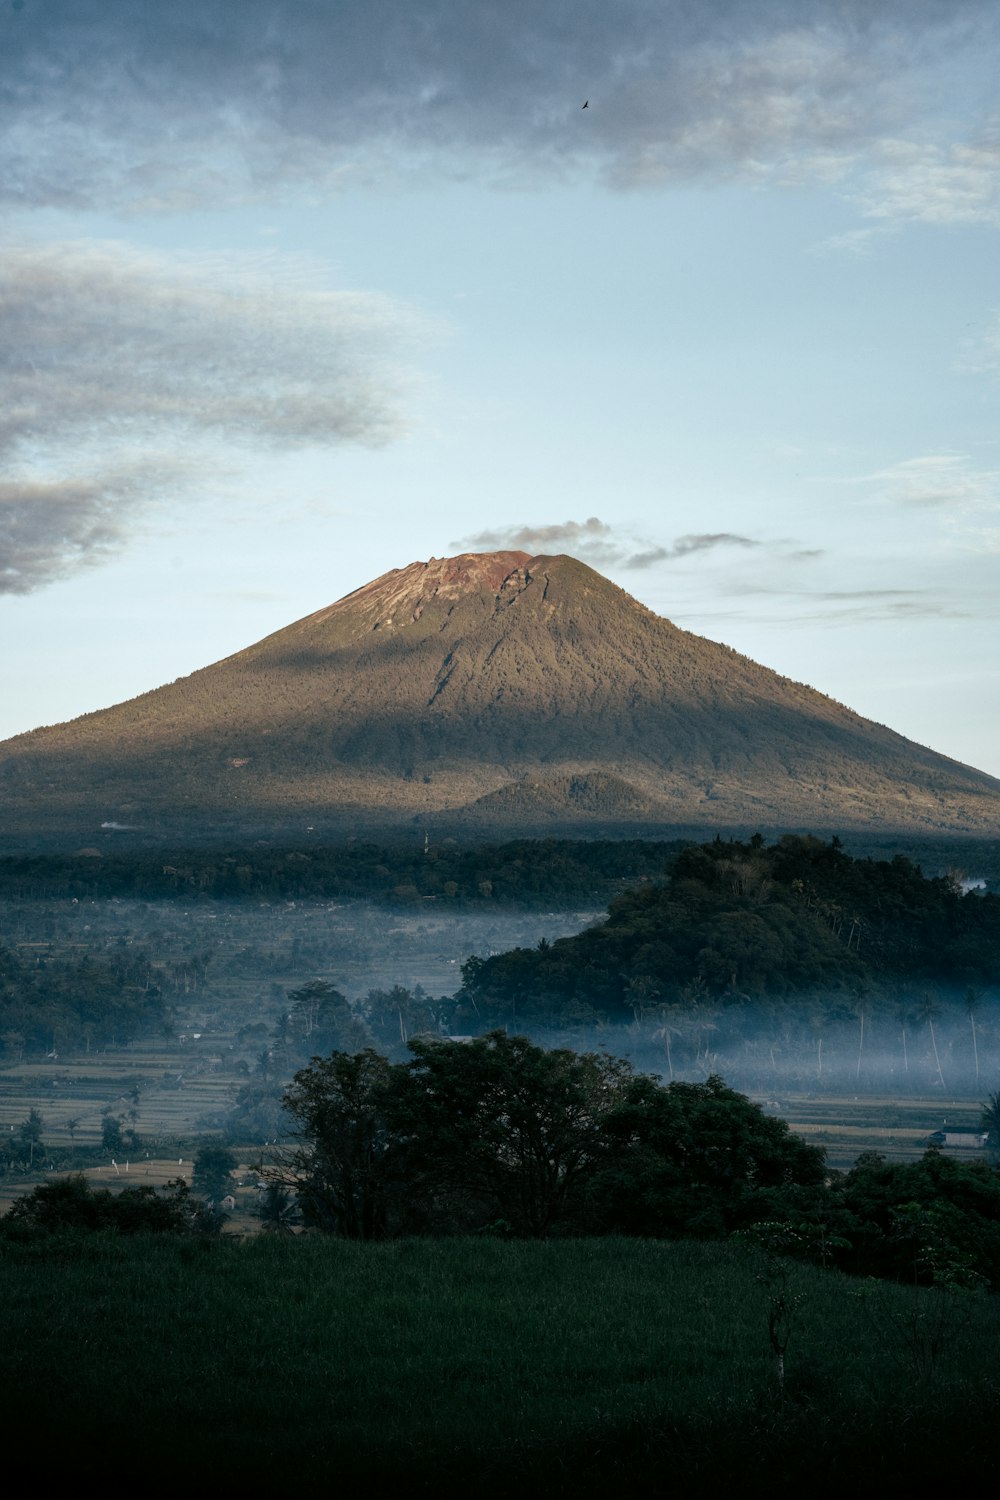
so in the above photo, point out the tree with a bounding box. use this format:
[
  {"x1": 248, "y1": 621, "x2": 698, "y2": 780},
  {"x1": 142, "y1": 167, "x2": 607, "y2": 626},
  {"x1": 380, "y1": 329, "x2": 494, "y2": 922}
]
[
  {"x1": 224, "y1": 1079, "x2": 287, "y2": 1144},
  {"x1": 279, "y1": 1049, "x2": 398, "y2": 1239},
  {"x1": 965, "y1": 987, "x2": 983, "y2": 1083},
  {"x1": 388, "y1": 1033, "x2": 635, "y2": 1237},
  {"x1": 279, "y1": 1037, "x2": 831, "y2": 1241},
  {"x1": 364, "y1": 985, "x2": 439, "y2": 1056},
  {"x1": 191, "y1": 1144, "x2": 238, "y2": 1203},
  {"x1": 101, "y1": 1113, "x2": 124, "y2": 1155},
  {"x1": 3, "y1": 1174, "x2": 215, "y2": 1237},
  {"x1": 592, "y1": 1074, "x2": 827, "y2": 1238},
  {"x1": 287, "y1": 980, "x2": 369, "y2": 1060},
  {"x1": 832, "y1": 1150, "x2": 1000, "y2": 1286},
  {"x1": 982, "y1": 1090, "x2": 1000, "y2": 1156},
  {"x1": 916, "y1": 992, "x2": 946, "y2": 1090},
  {"x1": 256, "y1": 1181, "x2": 301, "y2": 1234},
  {"x1": 16, "y1": 1109, "x2": 45, "y2": 1168}
]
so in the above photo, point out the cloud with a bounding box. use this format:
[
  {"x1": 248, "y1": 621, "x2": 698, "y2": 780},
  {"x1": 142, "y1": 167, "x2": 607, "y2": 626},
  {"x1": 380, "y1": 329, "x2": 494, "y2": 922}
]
[
  {"x1": 804, "y1": 593, "x2": 987, "y2": 622},
  {"x1": 461, "y1": 517, "x2": 613, "y2": 552},
  {"x1": 688, "y1": 584, "x2": 992, "y2": 625},
  {"x1": 454, "y1": 519, "x2": 761, "y2": 570},
  {"x1": 0, "y1": 460, "x2": 191, "y2": 594},
  {"x1": 622, "y1": 547, "x2": 670, "y2": 570},
  {"x1": 620, "y1": 533, "x2": 762, "y2": 568},
  {"x1": 858, "y1": 137, "x2": 1000, "y2": 226},
  {"x1": 969, "y1": 312, "x2": 1000, "y2": 373},
  {"x1": 809, "y1": 225, "x2": 891, "y2": 257},
  {"x1": 1, "y1": 1, "x2": 995, "y2": 211},
  {"x1": 667, "y1": 532, "x2": 760, "y2": 558},
  {"x1": 0, "y1": 237, "x2": 424, "y2": 591},
  {"x1": 865, "y1": 455, "x2": 1000, "y2": 509}
]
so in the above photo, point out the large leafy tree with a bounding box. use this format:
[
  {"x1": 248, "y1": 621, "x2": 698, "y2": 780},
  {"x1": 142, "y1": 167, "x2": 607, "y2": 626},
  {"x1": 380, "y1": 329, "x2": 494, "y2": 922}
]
[
  {"x1": 280, "y1": 1049, "x2": 398, "y2": 1239},
  {"x1": 592, "y1": 1074, "x2": 827, "y2": 1237},
  {"x1": 192, "y1": 1144, "x2": 238, "y2": 1203},
  {"x1": 387, "y1": 1033, "x2": 635, "y2": 1237},
  {"x1": 278, "y1": 1037, "x2": 833, "y2": 1241}
]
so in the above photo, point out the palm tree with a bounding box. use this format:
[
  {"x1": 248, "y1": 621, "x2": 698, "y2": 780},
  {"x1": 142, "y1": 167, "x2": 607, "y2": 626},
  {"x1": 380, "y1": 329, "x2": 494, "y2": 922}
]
[
  {"x1": 625, "y1": 975, "x2": 659, "y2": 1027},
  {"x1": 964, "y1": 987, "x2": 983, "y2": 1083},
  {"x1": 853, "y1": 995, "x2": 871, "y2": 1082},
  {"x1": 916, "y1": 992, "x2": 946, "y2": 1090},
  {"x1": 652, "y1": 1003, "x2": 685, "y2": 1081},
  {"x1": 257, "y1": 1182, "x2": 301, "y2": 1234},
  {"x1": 894, "y1": 995, "x2": 917, "y2": 1077}
]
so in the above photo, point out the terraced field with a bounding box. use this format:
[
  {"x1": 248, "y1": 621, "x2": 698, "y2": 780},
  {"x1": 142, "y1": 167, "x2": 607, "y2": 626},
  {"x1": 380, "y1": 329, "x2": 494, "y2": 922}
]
[{"x1": 773, "y1": 1093, "x2": 988, "y2": 1168}]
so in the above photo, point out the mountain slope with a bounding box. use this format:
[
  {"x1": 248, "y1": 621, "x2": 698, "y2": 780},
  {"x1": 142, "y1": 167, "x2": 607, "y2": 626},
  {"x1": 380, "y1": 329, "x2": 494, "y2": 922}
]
[{"x1": 2, "y1": 551, "x2": 998, "y2": 842}]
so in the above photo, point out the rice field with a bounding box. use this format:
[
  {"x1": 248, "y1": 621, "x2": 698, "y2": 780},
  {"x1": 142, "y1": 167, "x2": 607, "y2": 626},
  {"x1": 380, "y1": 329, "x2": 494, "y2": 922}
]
[{"x1": 2, "y1": 1233, "x2": 998, "y2": 1489}]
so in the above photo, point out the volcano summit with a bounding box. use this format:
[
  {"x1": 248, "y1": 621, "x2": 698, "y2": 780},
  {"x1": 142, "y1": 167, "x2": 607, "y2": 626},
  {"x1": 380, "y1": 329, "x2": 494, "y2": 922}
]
[{"x1": 2, "y1": 551, "x2": 998, "y2": 844}]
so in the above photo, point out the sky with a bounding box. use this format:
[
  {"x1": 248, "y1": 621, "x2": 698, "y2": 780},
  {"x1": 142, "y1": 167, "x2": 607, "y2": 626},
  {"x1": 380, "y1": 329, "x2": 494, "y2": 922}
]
[{"x1": 1, "y1": 0, "x2": 998, "y2": 777}]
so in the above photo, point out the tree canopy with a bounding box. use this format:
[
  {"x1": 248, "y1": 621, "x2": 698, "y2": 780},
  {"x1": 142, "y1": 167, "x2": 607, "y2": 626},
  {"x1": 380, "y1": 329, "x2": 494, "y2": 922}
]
[
  {"x1": 1, "y1": 1175, "x2": 213, "y2": 1237},
  {"x1": 457, "y1": 835, "x2": 1000, "y2": 1030},
  {"x1": 277, "y1": 1034, "x2": 825, "y2": 1240}
]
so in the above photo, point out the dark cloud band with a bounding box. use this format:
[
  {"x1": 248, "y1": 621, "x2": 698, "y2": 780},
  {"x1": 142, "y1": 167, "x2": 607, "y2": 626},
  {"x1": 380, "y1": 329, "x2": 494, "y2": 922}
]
[{"x1": 1, "y1": 1, "x2": 994, "y2": 209}]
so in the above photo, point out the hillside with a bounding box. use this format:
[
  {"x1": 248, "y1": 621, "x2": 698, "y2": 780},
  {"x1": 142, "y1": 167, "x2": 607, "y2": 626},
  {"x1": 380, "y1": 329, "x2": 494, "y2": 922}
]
[
  {"x1": 1, "y1": 550, "x2": 998, "y2": 845},
  {"x1": 458, "y1": 833, "x2": 1000, "y2": 1029}
]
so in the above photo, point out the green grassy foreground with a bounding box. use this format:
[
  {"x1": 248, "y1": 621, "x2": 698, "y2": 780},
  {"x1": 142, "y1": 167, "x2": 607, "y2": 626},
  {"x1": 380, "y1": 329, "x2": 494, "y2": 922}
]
[{"x1": 4, "y1": 1235, "x2": 1000, "y2": 1490}]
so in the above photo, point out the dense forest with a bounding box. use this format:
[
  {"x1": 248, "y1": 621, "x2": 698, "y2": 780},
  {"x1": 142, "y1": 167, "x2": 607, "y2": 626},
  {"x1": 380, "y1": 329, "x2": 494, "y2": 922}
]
[
  {"x1": 1, "y1": 833, "x2": 998, "y2": 1095},
  {"x1": 458, "y1": 834, "x2": 999, "y2": 1026},
  {"x1": 0, "y1": 830, "x2": 995, "y2": 905},
  {"x1": 0, "y1": 940, "x2": 168, "y2": 1056},
  {"x1": 0, "y1": 838, "x2": 677, "y2": 904}
]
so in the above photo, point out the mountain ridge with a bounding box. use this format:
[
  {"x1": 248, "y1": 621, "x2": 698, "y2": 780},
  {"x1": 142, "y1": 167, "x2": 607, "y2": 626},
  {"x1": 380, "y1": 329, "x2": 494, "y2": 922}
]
[{"x1": 1, "y1": 551, "x2": 997, "y2": 845}]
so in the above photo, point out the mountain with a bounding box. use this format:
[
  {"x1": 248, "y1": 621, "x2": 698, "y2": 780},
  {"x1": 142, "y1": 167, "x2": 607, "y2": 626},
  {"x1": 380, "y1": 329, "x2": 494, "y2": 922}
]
[{"x1": 2, "y1": 550, "x2": 999, "y2": 845}]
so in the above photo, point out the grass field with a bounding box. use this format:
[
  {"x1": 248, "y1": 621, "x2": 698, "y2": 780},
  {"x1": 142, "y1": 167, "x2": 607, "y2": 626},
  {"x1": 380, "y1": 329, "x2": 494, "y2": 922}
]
[{"x1": 2, "y1": 1234, "x2": 998, "y2": 1490}]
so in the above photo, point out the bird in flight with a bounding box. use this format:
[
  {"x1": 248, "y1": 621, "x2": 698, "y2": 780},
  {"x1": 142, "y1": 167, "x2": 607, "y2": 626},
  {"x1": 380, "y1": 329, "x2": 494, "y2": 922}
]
[{"x1": 582, "y1": 100, "x2": 588, "y2": 108}]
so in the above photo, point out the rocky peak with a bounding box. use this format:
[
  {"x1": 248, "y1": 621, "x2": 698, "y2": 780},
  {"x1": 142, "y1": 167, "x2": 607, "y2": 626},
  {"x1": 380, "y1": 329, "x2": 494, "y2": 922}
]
[{"x1": 310, "y1": 550, "x2": 533, "y2": 633}]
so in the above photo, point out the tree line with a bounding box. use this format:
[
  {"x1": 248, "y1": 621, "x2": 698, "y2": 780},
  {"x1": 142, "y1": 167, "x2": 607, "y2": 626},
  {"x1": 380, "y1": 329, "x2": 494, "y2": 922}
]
[
  {"x1": 8, "y1": 1027, "x2": 1000, "y2": 1289},
  {"x1": 267, "y1": 1032, "x2": 1000, "y2": 1286},
  {"x1": 0, "y1": 837, "x2": 675, "y2": 904}
]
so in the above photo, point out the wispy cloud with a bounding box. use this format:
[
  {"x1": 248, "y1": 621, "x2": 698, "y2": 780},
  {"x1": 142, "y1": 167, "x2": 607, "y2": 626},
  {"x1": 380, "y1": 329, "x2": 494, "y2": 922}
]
[
  {"x1": 0, "y1": 1, "x2": 994, "y2": 214},
  {"x1": 455, "y1": 519, "x2": 761, "y2": 570},
  {"x1": 461, "y1": 517, "x2": 613, "y2": 553},
  {"x1": 0, "y1": 238, "x2": 425, "y2": 592},
  {"x1": 864, "y1": 454, "x2": 1000, "y2": 509},
  {"x1": 666, "y1": 532, "x2": 760, "y2": 559},
  {"x1": 687, "y1": 583, "x2": 994, "y2": 625}
]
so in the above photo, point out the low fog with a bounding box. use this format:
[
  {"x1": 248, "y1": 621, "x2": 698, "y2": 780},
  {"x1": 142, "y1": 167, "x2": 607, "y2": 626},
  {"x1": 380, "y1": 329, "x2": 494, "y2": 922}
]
[{"x1": 3, "y1": 889, "x2": 996, "y2": 1105}]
